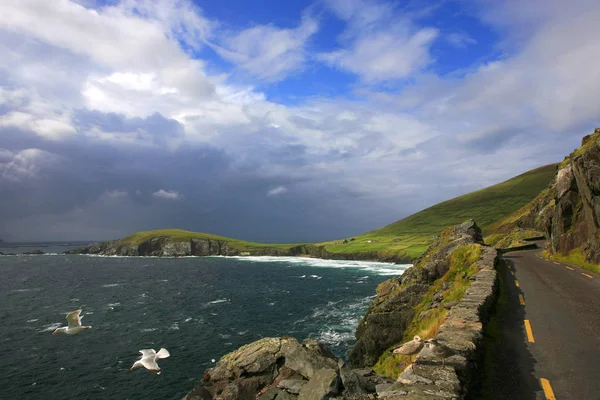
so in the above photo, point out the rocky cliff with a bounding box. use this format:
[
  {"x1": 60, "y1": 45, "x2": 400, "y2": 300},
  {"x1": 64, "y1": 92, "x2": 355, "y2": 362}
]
[
  {"x1": 347, "y1": 220, "x2": 484, "y2": 367},
  {"x1": 64, "y1": 236, "x2": 413, "y2": 263},
  {"x1": 491, "y1": 128, "x2": 600, "y2": 264}
]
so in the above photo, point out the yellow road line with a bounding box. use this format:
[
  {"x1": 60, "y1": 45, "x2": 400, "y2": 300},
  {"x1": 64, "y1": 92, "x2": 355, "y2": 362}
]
[
  {"x1": 582, "y1": 273, "x2": 593, "y2": 279},
  {"x1": 553, "y1": 262, "x2": 560, "y2": 265},
  {"x1": 524, "y1": 320, "x2": 535, "y2": 343},
  {"x1": 564, "y1": 266, "x2": 574, "y2": 271},
  {"x1": 515, "y1": 280, "x2": 520, "y2": 287},
  {"x1": 510, "y1": 271, "x2": 515, "y2": 276},
  {"x1": 540, "y1": 378, "x2": 556, "y2": 400},
  {"x1": 518, "y1": 294, "x2": 525, "y2": 305}
]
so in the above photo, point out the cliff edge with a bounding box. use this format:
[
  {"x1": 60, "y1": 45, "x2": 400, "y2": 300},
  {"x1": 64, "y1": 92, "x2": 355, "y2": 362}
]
[{"x1": 491, "y1": 128, "x2": 600, "y2": 266}]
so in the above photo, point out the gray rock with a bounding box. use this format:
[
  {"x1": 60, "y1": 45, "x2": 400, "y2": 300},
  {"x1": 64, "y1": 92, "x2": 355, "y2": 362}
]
[
  {"x1": 338, "y1": 361, "x2": 368, "y2": 396},
  {"x1": 298, "y1": 368, "x2": 340, "y2": 400},
  {"x1": 278, "y1": 378, "x2": 307, "y2": 394}
]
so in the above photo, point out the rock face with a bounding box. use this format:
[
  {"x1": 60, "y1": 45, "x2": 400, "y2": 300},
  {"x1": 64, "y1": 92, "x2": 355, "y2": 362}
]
[
  {"x1": 64, "y1": 237, "x2": 413, "y2": 263},
  {"x1": 494, "y1": 128, "x2": 600, "y2": 263},
  {"x1": 184, "y1": 337, "x2": 340, "y2": 400},
  {"x1": 347, "y1": 220, "x2": 485, "y2": 367},
  {"x1": 65, "y1": 237, "x2": 239, "y2": 257}
]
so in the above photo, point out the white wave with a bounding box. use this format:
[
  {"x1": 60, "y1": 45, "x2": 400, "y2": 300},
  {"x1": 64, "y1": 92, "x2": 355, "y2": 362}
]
[
  {"x1": 229, "y1": 256, "x2": 411, "y2": 276},
  {"x1": 27, "y1": 319, "x2": 38, "y2": 323},
  {"x1": 316, "y1": 328, "x2": 355, "y2": 347},
  {"x1": 184, "y1": 317, "x2": 192, "y2": 322},
  {"x1": 41, "y1": 323, "x2": 62, "y2": 332},
  {"x1": 140, "y1": 328, "x2": 157, "y2": 332},
  {"x1": 101, "y1": 283, "x2": 121, "y2": 288},
  {"x1": 219, "y1": 333, "x2": 231, "y2": 339},
  {"x1": 299, "y1": 275, "x2": 306, "y2": 278},
  {"x1": 169, "y1": 323, "x2": 179, "y2": 331},
  {"x1": 107, "y1": 302, "x2": 120, "y2": 307},
  {"x1": 11, "y1": 288, "x2": 42, "y2": 293},
  {"x1": 207, "y1": 298, "x2": 229, "y2": 305}
]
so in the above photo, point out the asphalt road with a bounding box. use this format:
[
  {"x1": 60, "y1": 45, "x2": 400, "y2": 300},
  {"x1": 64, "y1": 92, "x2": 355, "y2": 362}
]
[{"x1": 479, "y1": 241, "x2": 600, "y2": 400}]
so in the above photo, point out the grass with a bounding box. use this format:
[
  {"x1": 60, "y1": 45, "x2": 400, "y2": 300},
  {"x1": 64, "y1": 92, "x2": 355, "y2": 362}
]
[
  {"x1": 484, "y1": 229, "x2": 544, "y2": 249},
  {"x1": 541, "y1": 249, "x2": 600, "y2": 274},
  {"x1": 330, "y1": 164, "x2": 557, "y2": 259},
  {"x1": 372, "y1": 244, "x2": 482, "y2": 378},
  {"x1": 118, "y1": 229, "x2": 302, "y2": 252}
]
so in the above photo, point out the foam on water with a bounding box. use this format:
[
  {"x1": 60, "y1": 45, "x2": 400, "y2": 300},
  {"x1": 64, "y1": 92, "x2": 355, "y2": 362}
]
[{"x1": 229, "y1": 256, "x2": 411, "y2": 276}]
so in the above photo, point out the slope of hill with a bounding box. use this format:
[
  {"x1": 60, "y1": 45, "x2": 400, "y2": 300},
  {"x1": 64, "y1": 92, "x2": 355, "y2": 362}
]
[
  {"x1": 67, "y1": 164, "x2": 558, "y2": 261},
  {"x1": 490, "y1": 128, "x2": 600, "y2": 273},
  {"x1": 319, "y1": 163, "x2": 558, "y2": 259}
]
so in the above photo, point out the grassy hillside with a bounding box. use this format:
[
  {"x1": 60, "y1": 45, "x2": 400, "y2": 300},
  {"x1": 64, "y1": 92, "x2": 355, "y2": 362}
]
[
  {"x1": 319, "y1": 164, "x2": 558, "y2": 259},
  {"x1": 119, "y1": 229, "x2": 302, "y2": 253}
]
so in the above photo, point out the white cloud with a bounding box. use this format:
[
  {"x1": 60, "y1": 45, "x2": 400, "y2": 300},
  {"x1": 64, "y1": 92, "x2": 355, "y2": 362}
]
[
  {"x1": 0, "y1": 148, "x2": 60, "y2": 181},
  {"x1": 267, "y1": 186, "x2": 288, "y2": 196},
  {"x1": 211, "y1": 14, "x2": 318, "y2": 82},
  {"x1": 446, "y1": 32, "x2": 477, "y2": 48},
  {"x1": 321, "y1": 27, "x2": 438, "y2": 82},
  {"x1": 321, "y1": 0, "x2": 438, "y2": 82},
  {"x1": 152, "y1": 189, "x2": 182, "y2": 200}
]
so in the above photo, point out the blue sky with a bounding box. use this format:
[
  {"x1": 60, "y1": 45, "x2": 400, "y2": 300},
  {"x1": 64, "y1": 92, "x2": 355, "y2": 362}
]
[{"x1": 0, "y1": 0, "x2": 599, "y2": 241}]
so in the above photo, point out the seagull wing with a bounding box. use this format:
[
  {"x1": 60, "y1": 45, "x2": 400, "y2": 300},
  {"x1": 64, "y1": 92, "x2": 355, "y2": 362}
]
[
  {"x1": 138, "y1": 349, "x2": 160, "y2": 371},
  {"x1": 139, "y1": 349, "x2": 156, "y2": 358},
  {"x1": 156, "y1": 348, "x2": 170, "y2": 359},
  {"x1": 66, "y1": 309, "x2": 82, "y2": 329}
]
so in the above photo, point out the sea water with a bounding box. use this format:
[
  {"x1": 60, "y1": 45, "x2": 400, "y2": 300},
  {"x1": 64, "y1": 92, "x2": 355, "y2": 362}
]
[{"x1": 0, "y1": 249, "x2": 409, "y2": 399}]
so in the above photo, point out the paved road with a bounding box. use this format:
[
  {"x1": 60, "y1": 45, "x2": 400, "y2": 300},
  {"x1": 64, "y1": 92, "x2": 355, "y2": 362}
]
[{"x1": 481, "y1": 241, "x2": 600, "y2": 400}]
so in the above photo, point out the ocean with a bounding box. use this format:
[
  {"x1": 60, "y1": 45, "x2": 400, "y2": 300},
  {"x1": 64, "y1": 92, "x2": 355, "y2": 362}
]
[{"x1": 0, "y1": 245, "x2": 409, "y2": 399}]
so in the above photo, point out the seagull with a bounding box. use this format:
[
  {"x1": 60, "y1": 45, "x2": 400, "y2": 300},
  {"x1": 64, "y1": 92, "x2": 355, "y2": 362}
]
[
  {"x1": 391, "y1": 335, "x2": 424, "y2": 371},
  {"x1": 425, "y1": 338, "x2": 456, "y2": 368},
  {"x1": 52, "y1": 309, "x2": 92, "y2": 335},
  {"x1": 130, "y1": 348, "x2": 170, "y2": 374}
]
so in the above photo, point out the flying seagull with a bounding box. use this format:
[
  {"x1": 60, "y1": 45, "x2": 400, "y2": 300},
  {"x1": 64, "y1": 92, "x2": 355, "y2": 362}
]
[
  {"x1": 425, "y1": 338, "x2": 456, "y2": 368},
  {"x1": 391, "y1": 335, "x2": 424, "y2": 371},
  {"x1": 52, "y1": 309, "x2": 92, "y2": 335},
  {"x1": 130, "y1": 348, "x2": 170, "y2": 374}
]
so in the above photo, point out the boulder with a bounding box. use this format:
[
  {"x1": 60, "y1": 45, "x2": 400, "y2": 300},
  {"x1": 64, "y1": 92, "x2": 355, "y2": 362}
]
[
  {"x1": 192, "y1": 337, "x2": 339, "y2": 400},
  {"x1": 297, "y1": 368, "x2": 340, "y2": 400}
]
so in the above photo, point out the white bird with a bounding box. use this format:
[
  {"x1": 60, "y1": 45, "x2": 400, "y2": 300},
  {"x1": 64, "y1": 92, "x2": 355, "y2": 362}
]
[
  {"x1": 52, "y1": 309, "x2": 92, "y2": 335},
  {"x1": 391, "y1": 335, "x2": 424, "y2": 371},
  {"x1": 130, "y1": 348, "x2": 170, "y2": 374}
]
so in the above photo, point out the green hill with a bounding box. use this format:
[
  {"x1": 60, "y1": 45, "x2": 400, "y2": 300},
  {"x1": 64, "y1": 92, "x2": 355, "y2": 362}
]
[{"x1": 317, "y1": 163, "x2": 558, "y2": 259}]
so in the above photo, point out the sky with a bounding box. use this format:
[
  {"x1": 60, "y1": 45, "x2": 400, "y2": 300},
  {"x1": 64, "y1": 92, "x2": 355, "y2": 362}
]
[{"x1": 1, "y1": 0, "x2": 599, "y2": 242}]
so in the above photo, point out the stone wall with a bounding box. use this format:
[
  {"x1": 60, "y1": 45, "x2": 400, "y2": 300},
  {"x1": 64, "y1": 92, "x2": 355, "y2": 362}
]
[{"x1": 375, "y1": 246, "x2": 498, "y2": 400}]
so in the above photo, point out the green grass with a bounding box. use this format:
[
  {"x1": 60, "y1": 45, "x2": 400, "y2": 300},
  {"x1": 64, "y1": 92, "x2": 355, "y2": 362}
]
[
  {"x1": 372, "y1": 244, "x2": 482, "y2": 377},
  {"x1": 542, "y1": 249, "x2": 600, "y2": 274},
  {"x1": 119, "y1": 229, "x2": 302, "y2": 252},
  {"x1": 326, "y1": 164, "x2": 557, "y2": 259},
  {"x1": 484, "y1": 229, "x2": 544, "y2": 249}
]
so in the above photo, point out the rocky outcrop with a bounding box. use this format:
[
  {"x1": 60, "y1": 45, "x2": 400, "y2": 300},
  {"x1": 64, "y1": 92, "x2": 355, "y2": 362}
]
[
  {"x1": 493, "y1": 128, "x2": 600, "y2": 263},
  {"x1": 65, "y1": 237, "x2": 240, "y2": 257},
  {"x1": 347, "y1": 220, "x2": 485, "y2": 367},
  {"x1": 64, "y1": 237, "x2": 413, "y2": 263}
]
